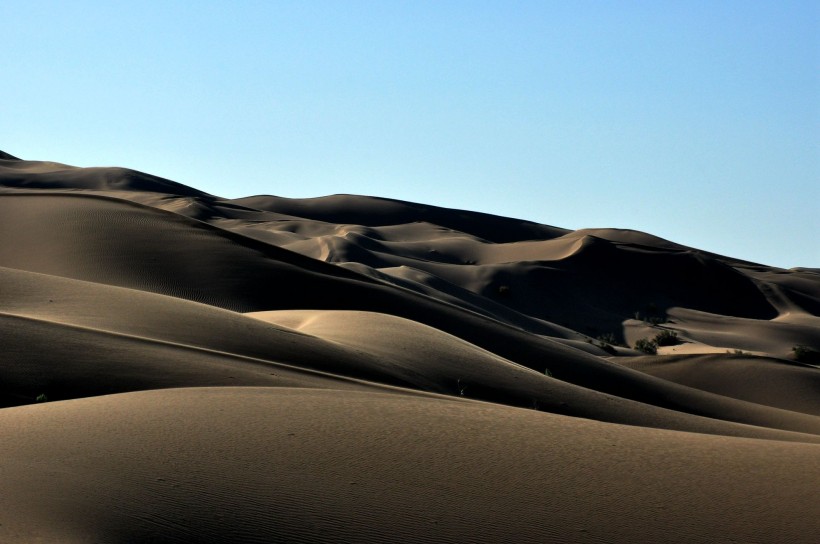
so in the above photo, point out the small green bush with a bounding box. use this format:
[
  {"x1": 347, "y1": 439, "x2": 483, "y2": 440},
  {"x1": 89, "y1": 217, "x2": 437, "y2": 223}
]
[
  {"x1": 792, "y1": 345, "x2": 818, "y2": 363},
  {"x1": 653, "y1": 330, "x2": 680, "y2": 346},
  {"x1": 35, "y1": 393, "x2": 48, "y2": 403},
  {"x1": 594, "y1": 333, "x2": 619, "y2": 354},
  {"x1": 634, "y1": 338, "x2": 658, "y2": 355}
]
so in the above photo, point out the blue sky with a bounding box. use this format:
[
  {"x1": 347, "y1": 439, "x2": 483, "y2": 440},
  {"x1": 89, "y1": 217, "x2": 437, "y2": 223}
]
[{"x1": 4, "y1": 1, "x2": 818, "y2": 267}]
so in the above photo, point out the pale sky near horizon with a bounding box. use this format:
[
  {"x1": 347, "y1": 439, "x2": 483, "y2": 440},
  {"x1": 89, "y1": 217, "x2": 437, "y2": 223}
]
[{"x1": 4, "y1": 1, "x2": 818, "y2": 268}]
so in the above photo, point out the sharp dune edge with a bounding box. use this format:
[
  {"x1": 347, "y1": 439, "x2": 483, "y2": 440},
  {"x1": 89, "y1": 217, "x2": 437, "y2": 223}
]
[{"x1": 1, "y1": 152, "x2": 818, "y2": 543}]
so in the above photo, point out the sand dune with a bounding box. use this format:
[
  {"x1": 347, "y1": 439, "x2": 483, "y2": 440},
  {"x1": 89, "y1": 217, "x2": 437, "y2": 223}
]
[
  {"x1": 613, "y1": 353, "x2": 820, "y2": 415},
  {"x1": 1, "y1": 150, "x2": 819, "y2": 542},
  {"x1": 2, "y1": 388, "x2": 819, "y2": 544}
]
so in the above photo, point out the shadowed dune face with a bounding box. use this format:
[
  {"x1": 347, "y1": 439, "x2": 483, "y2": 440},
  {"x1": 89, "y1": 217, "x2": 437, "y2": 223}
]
[{"x1": 1, "y1": 151, "x2": 819, "y2": 543}]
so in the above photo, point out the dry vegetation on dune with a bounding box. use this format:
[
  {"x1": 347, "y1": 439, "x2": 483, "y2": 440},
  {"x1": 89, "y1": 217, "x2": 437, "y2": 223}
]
[{"x1": 1, "y1": 150, "x2": 819, "y2": 543}]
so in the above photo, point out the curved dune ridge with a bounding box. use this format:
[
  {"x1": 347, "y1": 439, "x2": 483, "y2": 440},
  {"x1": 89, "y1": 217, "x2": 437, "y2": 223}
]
[{"x1": 1, "y1": 151, "x2": 819, "y2": 543}]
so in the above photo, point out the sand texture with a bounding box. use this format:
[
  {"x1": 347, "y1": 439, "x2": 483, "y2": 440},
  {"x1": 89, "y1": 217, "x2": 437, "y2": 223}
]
[{"x1": 2, "y1": 152, "x2": 819, "y2": 543}]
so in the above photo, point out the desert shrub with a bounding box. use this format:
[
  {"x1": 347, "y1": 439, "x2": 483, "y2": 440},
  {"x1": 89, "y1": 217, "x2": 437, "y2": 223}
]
[
  {"x1": 35, "y1": 393, "x2": 48, "y2": 403},
  {"x1": 634, "y1": 303, "x2": 667, "y2": 325},
  {"x1": 792, "y1": 345, "x2": 819, "y2": 363},
  {"x1": 592, "y1": 333, "x2": 616, "y2": 355},
  {"x1": 634, "y1": 338, "x2": 658, "y2": 355},
  {"x1": 633, "y1": 312, "x2": 667, "y2": 325},
  {"x1": 597, "y1": 333, "x2": 618, "y2": 345},
  {"x1": 597, "y1": 342, "x2": 617, "y2": 355},
  {"x1": 456, "y1": 379, "x2": 468, "y2": 397},
  {"x1": 653, "y1": 330, "x2": 680, "y2": 346}
]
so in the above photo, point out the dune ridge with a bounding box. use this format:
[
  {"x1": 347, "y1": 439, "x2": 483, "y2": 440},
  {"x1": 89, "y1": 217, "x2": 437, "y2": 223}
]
[{"x1": 1, "y1": 150, "x2": 818, "y2": 542}]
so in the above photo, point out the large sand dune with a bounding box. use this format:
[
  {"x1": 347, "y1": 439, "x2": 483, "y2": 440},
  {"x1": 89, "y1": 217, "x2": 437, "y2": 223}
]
[{"x1": 2, "y1": 151, "x2": 818, "y2": 542}]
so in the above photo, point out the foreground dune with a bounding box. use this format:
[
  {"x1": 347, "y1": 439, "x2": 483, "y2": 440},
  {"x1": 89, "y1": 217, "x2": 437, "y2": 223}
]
[
  {"x1": 1, "y1": 151, "x2": 818, "y2": 542},
  {"x1": 2, "y1": 387, "x2": 819, "y2": 544}
]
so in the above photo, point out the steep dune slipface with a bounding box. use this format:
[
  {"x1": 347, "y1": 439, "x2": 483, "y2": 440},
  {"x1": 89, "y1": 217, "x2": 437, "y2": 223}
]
[{"x1": 1, "y1": 151, "x2": 819, "y2": 542}]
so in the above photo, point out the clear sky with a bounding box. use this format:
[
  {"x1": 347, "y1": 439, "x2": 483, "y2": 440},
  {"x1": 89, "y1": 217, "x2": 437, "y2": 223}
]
[{"x1": 4, "y1": 1, "x2": 818, "y2": 268}]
